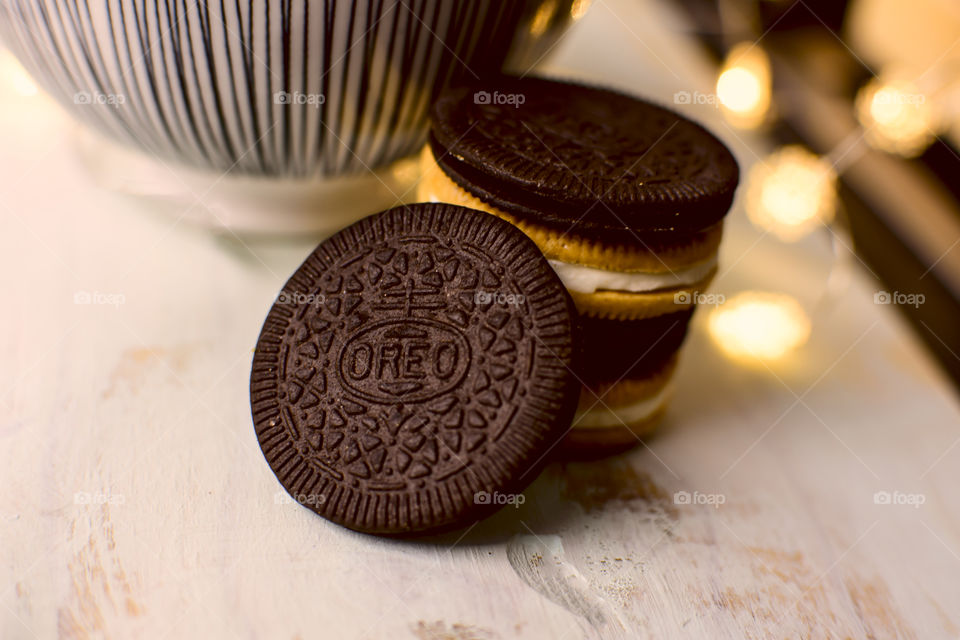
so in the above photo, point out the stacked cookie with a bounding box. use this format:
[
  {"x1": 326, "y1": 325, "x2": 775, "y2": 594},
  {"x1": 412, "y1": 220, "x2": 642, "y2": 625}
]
[
  {"x1": 419, "y1": 76, "x2": 738, "y2": 453},
  {"x1": 250, "y1": 78, "x2": 740, "y2": 535}
]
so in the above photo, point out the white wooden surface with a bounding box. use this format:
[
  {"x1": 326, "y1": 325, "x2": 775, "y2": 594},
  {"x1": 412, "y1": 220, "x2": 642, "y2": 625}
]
[{"x1": 3, "y1": 1, "x2": 960, "y2": 638}]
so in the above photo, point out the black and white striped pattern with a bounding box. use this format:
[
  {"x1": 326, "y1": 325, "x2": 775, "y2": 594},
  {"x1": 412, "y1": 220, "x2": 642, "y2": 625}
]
[{"x1": 0, "y1": 0, "x2": 565, "y2": 177}]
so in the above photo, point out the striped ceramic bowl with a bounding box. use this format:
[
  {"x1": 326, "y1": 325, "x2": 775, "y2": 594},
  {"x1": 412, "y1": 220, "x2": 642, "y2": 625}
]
[{"x1": 0, "y1": 0, "x2": 575, "y2": 177}]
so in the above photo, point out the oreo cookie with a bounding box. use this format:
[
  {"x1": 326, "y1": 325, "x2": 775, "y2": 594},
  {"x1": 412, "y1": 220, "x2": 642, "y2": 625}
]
[
  {"x1": 578, "y1": 309, "x2": 693, "y2": 384},
  {"x1": 250, "y1": 203, "x2": 578, "y2": 535},
  {"x1": 421, "y1": 77, "x2": 740, "y2": 455},
  {"x1": 429, "y1": 76, "x2": 739, "y2": 243}
]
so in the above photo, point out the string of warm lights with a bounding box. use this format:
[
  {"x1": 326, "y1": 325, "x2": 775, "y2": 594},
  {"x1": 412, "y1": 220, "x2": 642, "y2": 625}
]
[{"x1": 704, "y1": 7, "x2": 952, "y2": 366}]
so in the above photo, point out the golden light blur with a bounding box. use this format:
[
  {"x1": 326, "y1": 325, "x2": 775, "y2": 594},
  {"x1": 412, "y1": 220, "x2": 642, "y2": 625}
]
[
  {"x1": 570, "y1": 0, "x2": 591, "y2": 21},
  {"x1": 529, "y1": 0, "x2": 559, "y2": 37},
  {"x1": 716, "y1": 42, "x2": 771, "y2": 129},
  {"x1": 1, "y1": 52, "x2": 38, "y2": 97},
  {"x1": 744, "y1": 145, "x2": 838, "y2": 241},
  {"x1": 708, "y1": 291, "x2": 812, "y2": 362},
  {"x1": 856, "y1": 76, "x2": 936, "y2": 157}
]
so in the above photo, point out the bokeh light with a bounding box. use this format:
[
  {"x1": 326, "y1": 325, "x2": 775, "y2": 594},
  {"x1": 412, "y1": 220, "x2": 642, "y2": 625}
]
[
  {"x1": 856, "y1": 76, "x2": 937, "y2": 157},
  {"x1": 744, "y1": 145, "x2": 838, "y2": 241},
  {"x1": 570, "y1": 0, "x2": 591, "y2": 21},
  {"x1": 717, "y1": 43, "x2": 771, "y2": 129},
  {"x1": 708, "y1": 291, "x2": 811, "y2": 362},
  {"x1": 529, "y1": 0, "x2": 558, "y2": 37}
]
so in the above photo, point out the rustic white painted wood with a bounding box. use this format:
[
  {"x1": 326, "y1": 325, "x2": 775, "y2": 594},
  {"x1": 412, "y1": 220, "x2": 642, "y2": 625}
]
[{"x1": 2, "y1": 1, "x2": 959, "y2": 638}]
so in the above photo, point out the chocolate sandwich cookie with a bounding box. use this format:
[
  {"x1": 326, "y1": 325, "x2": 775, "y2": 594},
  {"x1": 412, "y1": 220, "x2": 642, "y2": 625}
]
[
  {"x1": 420, "y1": 75, "x2": 738, "y2": 320},
  {"x1": 578, "y1": 310, "x2": 693, "y2": 383},
  {"x1": 250, "y1": 203, "x2": 579, "y2": 536},
  {"x1": 561, "y1": 356, "x2": 678, "y2": 457},
  {"x1": 564, "y1": 313, "x2": 689, "y2": 456},
  {"x1": 419, "y1": 76, "x2": 738, "y2": 452}
]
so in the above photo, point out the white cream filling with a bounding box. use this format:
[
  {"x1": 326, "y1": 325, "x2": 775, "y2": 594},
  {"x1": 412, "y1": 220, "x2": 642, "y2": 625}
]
[
  {"x1": 573, "y1": 384, "x2": 673, "y2": 429},
  {"x1": 549, "y1": 256, "x2": 717, "y2": 295}
]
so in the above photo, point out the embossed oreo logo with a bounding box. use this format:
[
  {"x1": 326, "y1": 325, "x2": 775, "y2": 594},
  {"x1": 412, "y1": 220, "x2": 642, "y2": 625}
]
[{"x1": 338, "y1": 319, "x2": 470, "y2": 403}]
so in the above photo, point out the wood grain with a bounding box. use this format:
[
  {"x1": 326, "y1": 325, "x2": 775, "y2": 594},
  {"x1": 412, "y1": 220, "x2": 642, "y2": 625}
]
[{"x1": 2, "y1": 1, "x2": 959, "y2": 638}]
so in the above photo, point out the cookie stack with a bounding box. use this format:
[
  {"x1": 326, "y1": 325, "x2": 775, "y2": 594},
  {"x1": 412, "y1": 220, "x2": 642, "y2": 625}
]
[
  {"x1": 418, "y1": 76, "x2": 739, "y2": 454},
  {"x1": 250, "y1": 77, "x2": 739, "y2": 535}
]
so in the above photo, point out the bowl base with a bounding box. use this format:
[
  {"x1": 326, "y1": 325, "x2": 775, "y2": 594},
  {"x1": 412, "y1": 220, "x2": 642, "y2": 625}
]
[{"x1": 74, "y1": 129, "x2": 421, "y2": 237}]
